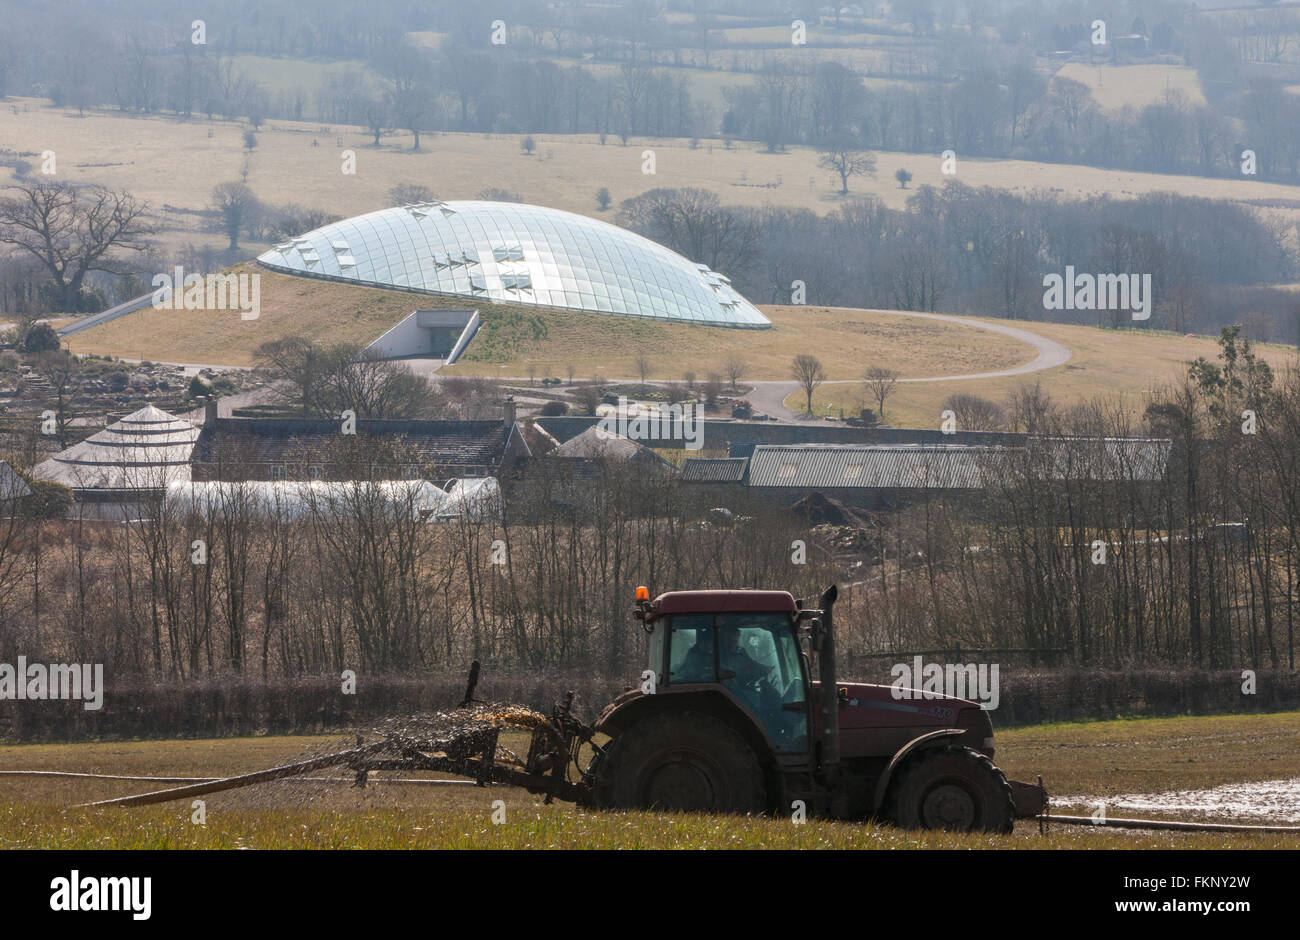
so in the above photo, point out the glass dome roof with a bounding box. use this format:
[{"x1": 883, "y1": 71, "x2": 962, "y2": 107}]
[{"x1": 257, "y1": 201, "x2": 769, "y2": 329}]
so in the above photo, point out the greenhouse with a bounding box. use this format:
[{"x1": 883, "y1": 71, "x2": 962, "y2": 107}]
[{"x1": 257, "y1": 200, "x2": 769, "y2": 329}]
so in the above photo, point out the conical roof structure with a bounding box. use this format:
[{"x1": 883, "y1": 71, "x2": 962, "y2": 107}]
[{"x1": 33, "y1": 405, "x2": 199, "y2": 492}]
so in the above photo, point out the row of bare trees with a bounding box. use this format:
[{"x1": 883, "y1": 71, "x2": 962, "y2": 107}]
[{"x1": 617, "y1": 184, "x2": 1295, "y2": 339}]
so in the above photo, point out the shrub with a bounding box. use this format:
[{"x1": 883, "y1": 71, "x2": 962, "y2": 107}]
[{"x1": 22, "y1": 323, "x2": 60, "y2": 353}]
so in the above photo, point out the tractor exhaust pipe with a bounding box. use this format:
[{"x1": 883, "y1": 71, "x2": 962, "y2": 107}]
[{"x1": 817, "y1": 584, "x2": 840, "y2": 783}]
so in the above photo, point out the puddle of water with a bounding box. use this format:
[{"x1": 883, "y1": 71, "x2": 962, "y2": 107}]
[{"x1": 1053, "y1": 777, "x2": 1300, "y2": 823}]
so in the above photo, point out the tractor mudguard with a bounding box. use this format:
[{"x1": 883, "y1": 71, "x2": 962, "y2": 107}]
[
  {"x1": 592, "y1": 688, "x2": 647, "y2": 736},
  {"x1": 870, "y1": 728, "x2": 965, "y2": 813}
]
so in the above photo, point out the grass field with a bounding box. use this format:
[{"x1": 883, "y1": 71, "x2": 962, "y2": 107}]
[
  {"x1": 64, "y1": 263, "x2": 433, "y2": 365},
  {"x1": 451, "y1": 304, "x2": 1035, "y2": 382},
  {"x1": 64, "y1": 271, "x2": 1034, "y2": 373},
  {"x1": 2, "y1": 711, "x2": 1297, "y2": 849},
  {"x1": 1053, "y1": 63, "x2": 1206, "y2": 111},
  {"x1": 5, "y1": 100, "x2": 1299, "y2": 261},
  {"x1": 791, "y1": 318, "x2": 1300, "y2": 427}
]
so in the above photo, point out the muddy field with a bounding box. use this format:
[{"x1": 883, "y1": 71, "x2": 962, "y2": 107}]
[{"x1": 2, "y1": 710, "x2": 1299, "y2": 849}]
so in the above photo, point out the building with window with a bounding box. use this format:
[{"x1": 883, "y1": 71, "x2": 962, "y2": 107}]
[{"x1": 257, "y1": 200, "x2": 769, "y2": 330}]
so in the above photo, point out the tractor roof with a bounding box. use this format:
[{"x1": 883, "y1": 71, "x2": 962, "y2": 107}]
[{"x1": 651, "y1": 590, "x2": 798, "y2": 619}]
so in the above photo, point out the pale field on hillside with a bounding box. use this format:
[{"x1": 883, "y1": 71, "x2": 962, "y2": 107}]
[
  {"x1": 794, "y1": 318, "x2": 1300, "y2": 427},
  {"x1": 63, "y1": 264, "x2": 427, "y2": 364},
  {"x1": 65, "y1": 271, "x2": 1031, "y2": 376},
  {"x1": 1053, "y1": 63, "x2": 1206, "y2": 110},
  {"x1": 4, "y1": 100, "x2": 1299, "y2": 262}
]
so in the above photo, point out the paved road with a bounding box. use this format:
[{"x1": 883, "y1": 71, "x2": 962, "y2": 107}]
[{"x1": 743, "y1": 309, "x2": 1072, "y2": 422}]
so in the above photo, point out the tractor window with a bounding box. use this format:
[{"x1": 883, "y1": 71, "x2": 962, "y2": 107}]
[
  {"x1": 647, "y1": 619, "x2": 665, "y2": 685},
  {"x1": 716, "y1": 613, "x2": 807, "y2": 753},
  {"x1": 667, "y1": 615, "x2": 714, "y2": 684}
]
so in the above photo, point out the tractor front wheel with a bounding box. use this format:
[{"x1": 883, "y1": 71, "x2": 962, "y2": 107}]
[
  {"x1": 593, "y1": 711, "x2": 766, "y2": 814},
  {"x1": 886, "y1": 744, "x2": 1015, "y2": 834}
]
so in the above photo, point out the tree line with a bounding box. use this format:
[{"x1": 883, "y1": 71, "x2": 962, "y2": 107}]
[
  {"x1": 618, "y1": 183, "x2": 1298, "y2": 337},
  {"x1": 6, "y1": 1, "x2": 1300, "y2": 182}
]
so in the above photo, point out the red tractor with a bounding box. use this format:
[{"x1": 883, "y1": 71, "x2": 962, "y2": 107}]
[{"x1": 588, "y1": 585, "x2": 1046, "y2": 832}]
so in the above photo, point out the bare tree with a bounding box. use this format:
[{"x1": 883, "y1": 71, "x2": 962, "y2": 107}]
[
  {"x1": 0, "y1": 180, "x2": 154, "y2": 312},
  {"x1": 1005, "y1": 61, "x2": 1046, "y2": 148},
  {"x1": 33, "y1": 350, "x2": 79, "y2": 446},
  {"x1": 1050, "y1": 76, "x2": 1092, "y2": 136},
  {"x1": 254, "y1": 335, "x2": 331, "y2": 417},
  {"x1": 864, "y1": 366, "x2": 901, "y2": 418},
  {"x1": 943, "y1": 392, "x2": 1006, "y2": 431},
  {"x1": 703, "y1": 372, "x2": 723, "y2": 408},
  {"x1": 323, "y1": 349, "x2": 431, "y2": 420},
  {"x1": 724, "y1": 356, "x2": 748, "y2": 392},
  {"x1": 634, "y1": 353, "x2": 652, "y2": 392},
  {"x1": 390, "y1": 42, "x2": 433, "y2": 150},
  {"x1": 791, "y1": 353, "x2": 826, "y2": 416},
  {"x1": 817, "y1": 137, "x2": 878, "y2": 194},
  {"x1": 617, "y1": 187, "x2": 760, "y2": 274},
  {"x1": 361, "y1": 88, "x2": 391, "y2": 147},
  {"x1": 211, "y1": 181, "x2": 258, "y2": 251},
  {"x1": 572, "y1": 381, "x2": 603, "y2": 415},
  {"x1": 388, "y1": 183, "x2": 436, "y2": 205}
]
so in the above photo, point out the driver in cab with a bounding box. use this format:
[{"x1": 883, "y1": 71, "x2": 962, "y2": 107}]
[{"x1": 718, "y1": 622, "x2": 772, "y2": 701}]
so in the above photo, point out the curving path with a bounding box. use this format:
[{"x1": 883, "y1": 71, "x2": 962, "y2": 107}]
[{"x1": 744, "y1": 308, "x2": 1072, "y2": 422}]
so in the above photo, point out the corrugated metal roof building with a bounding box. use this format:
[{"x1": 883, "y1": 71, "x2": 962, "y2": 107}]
[
  {"x1": 680, "y1": 457, "x2": 749, "y2": 483},
  {"x1": 747, "y1": 444, "x2": 1005, "y2": 490},
  {"x1": 1024, "y1": 437, "x2": 1172, "y2": 482},
  {"x1": 732, "y1": 439, "x2": 1172, "y2": 510}
]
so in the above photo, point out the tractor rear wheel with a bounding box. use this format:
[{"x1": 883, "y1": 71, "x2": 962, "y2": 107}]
[
  {"x1": 593, "y1": 711, "x2": 766, "y2": 814},
  {"x1": 886, "y1": 745, "x2": 1015, "y2": 834}
]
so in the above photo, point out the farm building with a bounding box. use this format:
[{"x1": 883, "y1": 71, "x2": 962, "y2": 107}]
[
  {"x1": 189, "y1": 399, "x2": 529, "y2": 482},
  {"x1": 681, "y1": 438, "x2": 1173, "y2": 510},
  {"x1": 550, "y1": 426, "x2": 677, "y2": 470},
  {"x1": 31, "y1": 405, "x2": 199, "y2": 498}
]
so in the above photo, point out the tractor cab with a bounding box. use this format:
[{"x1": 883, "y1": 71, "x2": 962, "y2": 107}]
[{"x1": 636, "y1": 587, "x2": 810, "y2": 753}]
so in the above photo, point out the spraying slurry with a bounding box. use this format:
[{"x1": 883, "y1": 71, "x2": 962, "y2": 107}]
[{"x1": 1052, "y1": 778, "x2": 1300, "y2": 823}]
